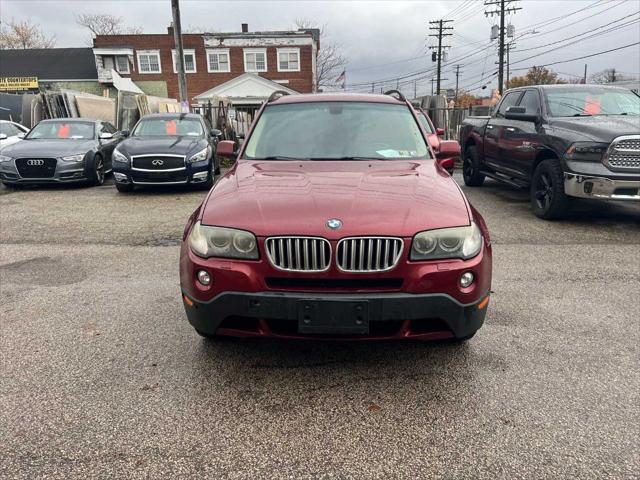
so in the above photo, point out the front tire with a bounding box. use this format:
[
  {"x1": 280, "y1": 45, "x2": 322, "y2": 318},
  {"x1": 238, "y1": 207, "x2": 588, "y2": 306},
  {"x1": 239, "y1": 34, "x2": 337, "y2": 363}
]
[
  {"x1": 463, "y1": 145, "x2": 485, "y2": 186},
  {"x1": 531, "y1": 159, "x2": 569, "y2": 219},
  {"x1": 115, "y1": 181, "x2": 134, "y2": 193},
  {"x1": 91, "y1": 154, "x2": 106, "y2": 186}
]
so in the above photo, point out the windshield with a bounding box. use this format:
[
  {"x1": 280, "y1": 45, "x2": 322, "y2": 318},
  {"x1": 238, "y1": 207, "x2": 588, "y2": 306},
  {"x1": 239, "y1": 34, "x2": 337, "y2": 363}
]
[
  {"x1": 545, "y1": 88, "x2": 640, "y2": 117},
  {"x1": 417, "y1": 112, "x2": 435, "y2": 134},
  {"x1": 244, "y1": 102, "x2": 430, "y2": 160},
  {"x1": 27, "y1": 121, "x2": 94, "y2": 140},
  {"x1": 133, "y1": 117, "x2": 203, "y2": 137}
]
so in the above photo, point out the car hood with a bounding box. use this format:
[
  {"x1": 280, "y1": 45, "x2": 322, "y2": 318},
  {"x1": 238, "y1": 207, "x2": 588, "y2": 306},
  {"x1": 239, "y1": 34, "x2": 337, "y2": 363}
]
[
  {"x1": 201, "y1": 160, "x2": 471, "y2": 239},
  {"x1": 1, "y1": 138, "x2": 95, "y2": 157},
  {"x1": 118, "y1": 136, "x2": 206, "y2": 157},
  {"x1": 548, "y1": 116, "x2": 640, "y2": 142}
]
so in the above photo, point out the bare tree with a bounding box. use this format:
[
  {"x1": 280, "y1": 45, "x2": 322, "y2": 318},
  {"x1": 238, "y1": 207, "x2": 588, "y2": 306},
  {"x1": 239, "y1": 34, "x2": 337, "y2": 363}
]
[
  {"x1": 76, "y1": 13, "x2": 142, "y2": 42},
  {"x1": 508, "y1": 66, "x2": 565, "y2": 88},
  {"x1": 0, "y1": 18, "x2": 55, "y2": 49},
  {"x1": 589, "y1": 69, "x2": 624, "y2": 84},
  {"x1": 295, "y1": 18, "x2": 346, "y2": 91}
]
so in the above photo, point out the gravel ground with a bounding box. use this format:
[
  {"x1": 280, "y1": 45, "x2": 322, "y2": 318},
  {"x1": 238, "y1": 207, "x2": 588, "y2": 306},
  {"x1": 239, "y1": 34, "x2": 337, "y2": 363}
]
[{"x1": 1, "y1": 173, "x2": 639, "y2": 479}]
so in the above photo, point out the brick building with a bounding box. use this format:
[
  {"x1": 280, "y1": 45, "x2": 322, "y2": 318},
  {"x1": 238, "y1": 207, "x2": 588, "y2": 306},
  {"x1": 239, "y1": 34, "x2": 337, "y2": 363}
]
[{"x1": 92, "y1": 24, "x2": 320, "y2": 104}]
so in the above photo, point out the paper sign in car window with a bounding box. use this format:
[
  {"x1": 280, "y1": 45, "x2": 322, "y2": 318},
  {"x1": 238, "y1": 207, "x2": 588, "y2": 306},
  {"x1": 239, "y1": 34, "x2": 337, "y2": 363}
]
[
  {"x1": 376, "y1": 149, "x2": 414, "y2": 158},
  {"x1": 58, "y1": 124, "x2": 70, "y2": 138},
  {"x1": 585, "y1": 95, "x2": 601, "y2": 115},
  {"x1": 166, "y1": 120, "x2": 177, "y2": 135}
]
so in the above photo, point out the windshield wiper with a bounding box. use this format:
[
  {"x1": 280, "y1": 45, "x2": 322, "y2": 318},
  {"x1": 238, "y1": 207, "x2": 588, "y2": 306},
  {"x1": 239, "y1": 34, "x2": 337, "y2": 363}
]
[
  {"x1": 258, "y1": 156, "x2": 310, "y2": 161},
  {"x1": 571, "y1": 113, "x2": 592, "y2": 117},
  {"x1": 310, "y1": 156, "x2": 382, "y2": 161}
]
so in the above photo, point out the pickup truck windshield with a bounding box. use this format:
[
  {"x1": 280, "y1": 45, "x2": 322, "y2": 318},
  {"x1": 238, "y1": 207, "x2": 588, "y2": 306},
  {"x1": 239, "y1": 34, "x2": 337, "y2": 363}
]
[
  {"x1": 244, "y1": 102, "x2": 430, "y2": 160},
  {"x1": 133, "y1": 118, "x2": 203, "y2": 137},
  {"x1": 546, "y1": 88, "x2": 640, "y2": 117},
  {"x1": 27, "y1": 121, "x2": 94, "y2": 140}
]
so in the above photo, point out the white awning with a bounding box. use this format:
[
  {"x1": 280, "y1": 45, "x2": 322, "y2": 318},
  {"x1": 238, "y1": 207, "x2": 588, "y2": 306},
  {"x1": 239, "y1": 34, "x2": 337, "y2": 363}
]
[
  {"x1": 193, "y1": 73, "x2": 298, "y2": 104},
  {"x1": 93, "y1": 48, "x2": 134, "y2": 56}
]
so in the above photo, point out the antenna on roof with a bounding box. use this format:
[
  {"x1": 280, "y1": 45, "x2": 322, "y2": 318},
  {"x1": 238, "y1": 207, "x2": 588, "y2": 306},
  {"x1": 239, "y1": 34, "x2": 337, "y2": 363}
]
[
  {"x1": 267, "y1": 91, "x2": 291, "y2": 103},
  {"x1": 383, "y1": 90, "x2": 406, "y2": 102}
]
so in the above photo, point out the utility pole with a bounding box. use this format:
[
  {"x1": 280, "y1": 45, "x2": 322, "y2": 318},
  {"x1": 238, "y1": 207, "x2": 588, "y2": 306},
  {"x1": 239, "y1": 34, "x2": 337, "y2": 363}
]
[
  {"x1": 583, "y1": 64, "x2": 588, "y2": 84},
  {"x1": 454, "y1": 64, "x2": 462, "y2": 105},
  {"x1": 414, "y1": 80, "x2": 417, "y2": 99},
  {"x1": 171, "y1": 0, "x2": 188, "y2": 106},
  {"x1": 429, "y1": 19, "x2": 453, "y2": 96},
  {"x1": 506, "y1": 43, "x2": 510, "y2": 89},
  {"x1": 485, "y1": 0, "x2": 521, "y2": 95},
  {"x1": 431, "y1": 78, "x2": 435, "y2": 95}
]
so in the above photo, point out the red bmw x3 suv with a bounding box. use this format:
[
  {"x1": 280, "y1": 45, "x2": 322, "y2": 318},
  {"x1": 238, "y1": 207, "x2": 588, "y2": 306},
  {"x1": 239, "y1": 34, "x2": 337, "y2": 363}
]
[{"x1": 180, "y1": 91, "x2": 492, "y2": 341}]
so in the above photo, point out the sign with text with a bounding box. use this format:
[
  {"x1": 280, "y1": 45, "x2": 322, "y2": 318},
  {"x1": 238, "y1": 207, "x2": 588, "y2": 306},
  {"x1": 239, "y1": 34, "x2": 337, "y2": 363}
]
[{"x1": 0, "y1": 76, "x2": 38, "y2": 91}]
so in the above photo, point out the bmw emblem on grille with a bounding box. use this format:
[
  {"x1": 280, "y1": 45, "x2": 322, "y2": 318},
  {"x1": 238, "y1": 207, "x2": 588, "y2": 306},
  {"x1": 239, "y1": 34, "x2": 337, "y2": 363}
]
[
  {"x1": 152, "y1": 159, "x2": 164, "y2": 166},
  {"x1": 326, "y1": 218, "x2": 343, "y2": 230}
]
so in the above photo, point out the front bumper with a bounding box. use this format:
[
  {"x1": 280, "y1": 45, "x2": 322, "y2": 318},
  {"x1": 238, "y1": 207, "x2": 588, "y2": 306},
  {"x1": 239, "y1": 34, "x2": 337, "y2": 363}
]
[
  {"x1": 564, "y1": 173, "x2": 640, "y2": 201},
  {"x1": 0, "y1": 159, "x2": 89, "y2": 184},
  {"x1": 182, "y1": 290, "x2": 489, "y2": 340},
  {"x1": 113, "y1": 159, "x2": 210, "y2": 186}
]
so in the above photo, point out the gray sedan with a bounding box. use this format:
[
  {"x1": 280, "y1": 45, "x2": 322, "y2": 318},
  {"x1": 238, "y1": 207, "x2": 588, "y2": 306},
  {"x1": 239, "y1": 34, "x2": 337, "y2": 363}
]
[{"x1": 0, "y1": 118, "x2": 122, "y2": 187}]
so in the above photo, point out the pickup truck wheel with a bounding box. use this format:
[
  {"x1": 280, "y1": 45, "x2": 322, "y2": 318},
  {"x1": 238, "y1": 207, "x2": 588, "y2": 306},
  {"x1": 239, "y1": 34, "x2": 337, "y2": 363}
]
[
  {"x1": 463, "y1": 146, "x2": 485, "y2": 186},
  {"x1": 531, "y1": 159, "x2": 569, "y2": 219}
]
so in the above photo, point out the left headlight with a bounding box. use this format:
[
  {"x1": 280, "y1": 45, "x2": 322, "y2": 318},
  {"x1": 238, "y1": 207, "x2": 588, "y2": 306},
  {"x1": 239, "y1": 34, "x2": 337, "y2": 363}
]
[
  {"x1": 112, "y1": 148, "x2": 129, "y2": 165},
  {"x1": 187, "y1": 146, "x2": 210, "y2": 163},
  {"x1": 188, "y1": 221, "x2": 258, "y2": 260},
  {"x1": 411, "y1": 222, "x2": 482, "y2": 261},
  {"x1": 565, "y1": 142, "x2": 609, "y2": 162},
  {"x1": 0, "y1": 154, "x2": 13, "y2": 163},
  {"x1": 61, "y1": 153, "x2": 85, "y2": 162}
]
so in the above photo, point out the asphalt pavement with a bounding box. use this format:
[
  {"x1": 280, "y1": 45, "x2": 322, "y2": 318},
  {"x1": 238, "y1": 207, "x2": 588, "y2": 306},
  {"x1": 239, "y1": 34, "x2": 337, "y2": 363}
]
[{"x1": 1, "y1": 173, "x2": 639, "y2": 479}]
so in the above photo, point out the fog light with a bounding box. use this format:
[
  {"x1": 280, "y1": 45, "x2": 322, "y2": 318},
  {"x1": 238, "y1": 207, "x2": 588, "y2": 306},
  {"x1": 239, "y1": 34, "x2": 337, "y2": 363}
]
[
  {"x1": 196, "y1": 270, "x2": 211, "y2": 286},
  {"x1": 460, "y1": 272, "x2": 474, "y2": 288}
]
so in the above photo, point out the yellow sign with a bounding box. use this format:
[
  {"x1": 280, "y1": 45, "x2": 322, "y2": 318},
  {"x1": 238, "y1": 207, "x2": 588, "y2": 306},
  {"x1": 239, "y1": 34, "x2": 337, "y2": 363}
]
[{"x1": 0, "y1": 76, "x2": 38, "y2": 91}]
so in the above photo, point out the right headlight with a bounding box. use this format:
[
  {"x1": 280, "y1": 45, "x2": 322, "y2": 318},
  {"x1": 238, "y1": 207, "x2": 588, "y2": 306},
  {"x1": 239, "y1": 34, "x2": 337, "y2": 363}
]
[
  {"x1": 112, "y1": 148, "x2": 129, "y2": 165},
  {"x1": 0, "y1": 154, "x2": 13, "y2": 164},
  {"x1": 188, "y1": 221, "x2": 258, "y2": 260},
  {"x1": 411, "y1": 222, "x2": 482, "y2": 261}
]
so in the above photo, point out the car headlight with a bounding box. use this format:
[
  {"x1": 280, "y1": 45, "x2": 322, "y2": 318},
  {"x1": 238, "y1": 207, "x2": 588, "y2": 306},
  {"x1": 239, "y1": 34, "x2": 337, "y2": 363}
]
[
  {"x1": 188, "y1": 222, "x2": 258, "y2": 260},
  {"x1": 112, "y1": 148, "x2": 129, "y2": 165},
  {"x1": 0, "y1": 154, "x2": 13, "y2": 163},
  {"x1": 61, "y1": 153, "x2": 85, "y2": 162},
  {"x1": 187, "y1": 146, "x2": 210, "y2": 163},
  {"x1": 411, "y1": 222, "x2": 482, "y2": 261},
  {"x1": 565, "y1": 142, "x2": 609, "y2": 162}
]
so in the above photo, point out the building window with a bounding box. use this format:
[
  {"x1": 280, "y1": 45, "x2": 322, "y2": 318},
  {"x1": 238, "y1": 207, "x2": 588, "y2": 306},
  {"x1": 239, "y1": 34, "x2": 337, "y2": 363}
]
[
  {"x1": 115, "y1": 55, "x2": 130, "y2": 74},
  {"x1": 277, "y1": 48, "x2": 300, "y2": 72},
  {"x1": 172, "y1": 49, "x2": 197, "y2": 73},
  {"x1": 207, "y1": 49, "x2": 230, "y2": 73},
  {"x1": 137, "y1": 50, "x2": 161, "y2": 74},
  {"x1": 244, "y1": 49, "x2": 267, "y2": 73}
]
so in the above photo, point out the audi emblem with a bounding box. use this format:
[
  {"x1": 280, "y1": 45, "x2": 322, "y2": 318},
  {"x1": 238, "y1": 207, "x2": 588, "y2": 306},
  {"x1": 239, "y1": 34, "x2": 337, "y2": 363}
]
[
  {"x1": 26, "y1": 159, "x2": 45, "y2": 166},
  {"x1": 151, "y1": 159, "x2": 164, "y2": 166}
]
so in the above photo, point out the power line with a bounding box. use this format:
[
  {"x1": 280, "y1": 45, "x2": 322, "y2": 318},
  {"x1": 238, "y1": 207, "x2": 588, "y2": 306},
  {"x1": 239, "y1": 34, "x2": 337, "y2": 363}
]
[
  {"x1": 511, "y1": 42, "x2": 640, "y2": 71},
  {"x1": 428, "y1": 19, "x2": 453, "y2": 94},
  {"x1": 485, "y1": 0, "x2": 521, "y2": 94}
]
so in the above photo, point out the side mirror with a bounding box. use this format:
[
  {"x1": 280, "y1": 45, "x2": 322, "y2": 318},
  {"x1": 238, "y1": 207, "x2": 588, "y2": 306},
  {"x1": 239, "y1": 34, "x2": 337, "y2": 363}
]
[
  {"x1": 216, "y1": 140, "x2": 236, "y2": 158},
  {"x1": 17, "y1": 133, "x2": 25, "y2": 139},
  {"x1": 504, "y1": 106, "x2": 539, "y2": 122},
  {"x1": 118, "y1": 130, "x2": 130, "y2": 138},
  {"x1": 0, "y1": 133, "x2": 7, "y2": 140},
  {"x1": 99, "y1": 132, "x2": 114, "y2": 140},
  {"x1": 436, "y1": 140, "x2": 461, "y2": 174},
  {"x1": 211, "y1": 129, "x2": 222, "y2": 138},
  {"x1": 436, "y1": 128, "x2": 445, "y2": 136}
]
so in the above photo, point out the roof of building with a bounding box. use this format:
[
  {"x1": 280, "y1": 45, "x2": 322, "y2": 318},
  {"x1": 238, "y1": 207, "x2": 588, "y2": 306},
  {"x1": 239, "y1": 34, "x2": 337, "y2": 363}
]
[{"x1": 0, "y1": 48, "x2": 98, "y2": 81}]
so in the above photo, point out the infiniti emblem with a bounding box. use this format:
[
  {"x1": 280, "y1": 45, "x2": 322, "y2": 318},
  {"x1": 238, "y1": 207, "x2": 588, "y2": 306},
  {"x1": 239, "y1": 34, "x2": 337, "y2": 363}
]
[
  {"x1": 26, "y1": 159, "x2": 45, "y2": 166},
  {"x1": 326, "y1": 218, "x2": 343, "y2": 230},
  {"x1": 151, "y1": 159, "x2": 165, "y2": 166}
]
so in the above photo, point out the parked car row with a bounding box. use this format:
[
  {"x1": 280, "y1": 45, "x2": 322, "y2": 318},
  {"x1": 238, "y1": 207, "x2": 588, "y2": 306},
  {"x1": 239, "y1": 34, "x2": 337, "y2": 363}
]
[{"x1": 0, "y1": 113, "x2": 222, "y2": 191}]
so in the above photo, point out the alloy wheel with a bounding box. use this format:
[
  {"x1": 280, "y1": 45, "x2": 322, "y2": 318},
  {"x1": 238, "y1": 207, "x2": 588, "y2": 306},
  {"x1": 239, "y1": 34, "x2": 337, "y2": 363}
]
[
  {"x1": 534, "y1": 172, "x2": 553, "y2": 210},
  {"x1": 95, "y1": 157, "x2": 105, "y2": 184}
]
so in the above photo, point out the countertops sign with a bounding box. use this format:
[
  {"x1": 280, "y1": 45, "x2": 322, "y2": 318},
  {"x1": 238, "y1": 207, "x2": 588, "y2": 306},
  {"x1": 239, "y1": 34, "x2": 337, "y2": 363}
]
[{"x1": 0, "y1": 76, "x2": 38, "y2": 91}]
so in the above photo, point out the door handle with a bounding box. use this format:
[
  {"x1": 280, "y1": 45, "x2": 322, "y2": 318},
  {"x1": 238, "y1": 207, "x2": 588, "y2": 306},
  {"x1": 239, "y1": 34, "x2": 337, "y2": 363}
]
[
  {"x1": 486, "y1": 125, "x2": 494, "y2": 129},
  {"x1": 506, "y1": 127, "x2": 516, "y2": 132}
]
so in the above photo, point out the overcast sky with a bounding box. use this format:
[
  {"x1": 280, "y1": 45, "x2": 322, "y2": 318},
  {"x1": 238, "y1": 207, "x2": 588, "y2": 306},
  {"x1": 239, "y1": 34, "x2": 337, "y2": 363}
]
[{"x1": 2, "y1": 0, "x2": 639, "y2": 96}]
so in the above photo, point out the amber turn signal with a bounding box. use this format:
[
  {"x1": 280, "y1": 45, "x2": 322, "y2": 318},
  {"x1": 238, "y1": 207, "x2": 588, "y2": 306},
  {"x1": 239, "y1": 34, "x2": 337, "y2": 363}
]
[
  {"x1": 183, "y1": 295, "x2": 194, "y2": 307},
  {"x1": 477, "y1": 296, "x2": 490, "y2": 310}
]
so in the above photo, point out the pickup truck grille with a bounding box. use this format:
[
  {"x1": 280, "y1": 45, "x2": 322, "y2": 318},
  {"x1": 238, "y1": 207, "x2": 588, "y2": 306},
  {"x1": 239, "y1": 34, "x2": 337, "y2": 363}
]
[
  {"x1": 605, "y1": 135, "x2": 640, "y2": 171},
  {"x1": 337, "y1": 237, "x2": 403, "y2": 272},
  {"x1": 265, "y1": 237, "x2": 331, "y2": 272}
]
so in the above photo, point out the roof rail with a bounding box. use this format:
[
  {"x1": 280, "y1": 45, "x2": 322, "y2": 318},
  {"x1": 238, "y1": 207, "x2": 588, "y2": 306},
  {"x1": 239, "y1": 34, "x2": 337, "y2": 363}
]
[
  {"x1": 383, "y1": 90, "x2": 406, "y2": 102},
  {"x1": 267, "y1": 90, "x2": 291, "y2": 103}
]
